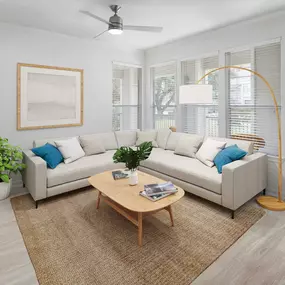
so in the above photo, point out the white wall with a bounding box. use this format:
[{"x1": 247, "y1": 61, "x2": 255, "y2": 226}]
[
  {"x1": 0, "y1": 23, "x2": 144, "y2": 150},
  {"x1": 144, "y1": 10, "x2": 285, "y2": 198}
]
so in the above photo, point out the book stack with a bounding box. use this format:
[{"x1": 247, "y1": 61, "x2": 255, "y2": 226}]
[{"x1": 140, "y1": 181, "x2": 178, "y2": 201}]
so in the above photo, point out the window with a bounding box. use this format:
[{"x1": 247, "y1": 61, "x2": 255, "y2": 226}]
[
  {"x1": 226, "y1": 41, "x2": 281, "y2": 155},
  {"x1": 181, "y1": 55, "x2": 219, "y2": 136},
  {"x1": 151, "y1": 63, "x2": 176, "y2": 129},
  {"x1": 112, "y1": 64, "x2": 142, "y2": 131}
]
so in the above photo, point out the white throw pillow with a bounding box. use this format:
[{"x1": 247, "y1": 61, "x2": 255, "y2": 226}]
[
  {"x1": 136, "y1": 131, "x2": 158, "y2": 147},
  {"x1": 79, "y1": 135, "x2": 106, "y2": 156},
  {"x1": 55, "y1": 137, "x2": 85, "y2": 164},
  {"x1": 174, "y1": 134, "x2": 204, "y2": 158},
  {"x1": 196, "y1": 138, "x2": 226, "y2": 167}
]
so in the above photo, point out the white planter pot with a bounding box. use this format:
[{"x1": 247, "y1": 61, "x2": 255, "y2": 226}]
[
  {"x1": 0, "y1": 179, "x2": 12, "y2": 200},
  {"x1": 129, "y1": 170, "x2": 138, "y2": 186}
]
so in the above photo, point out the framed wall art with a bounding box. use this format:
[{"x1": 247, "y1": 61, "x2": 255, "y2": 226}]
[{"x1": 17, "y1": 63, "x2": 84, "y2": 130}]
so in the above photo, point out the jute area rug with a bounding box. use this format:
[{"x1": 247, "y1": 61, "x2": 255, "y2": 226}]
[{"x1": 11, "y1": 188, "x2": 265, "y2": 285}]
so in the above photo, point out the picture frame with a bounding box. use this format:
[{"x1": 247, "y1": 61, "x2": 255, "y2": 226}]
[{"x1": 17, "y1": 63, "x2": 84, "y2": 130}]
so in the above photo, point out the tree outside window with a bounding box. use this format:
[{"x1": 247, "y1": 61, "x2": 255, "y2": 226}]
[{"x1": 153, "y1": 73, "x2": 176, "y2": 129}]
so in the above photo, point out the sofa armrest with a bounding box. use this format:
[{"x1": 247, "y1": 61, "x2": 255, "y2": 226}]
[
  {"x1": 22, "y1": 150, "x2": 47, "y2": 201},
  {"x1": 222, "y1": 152, "x2": 267, "y2": 210}
]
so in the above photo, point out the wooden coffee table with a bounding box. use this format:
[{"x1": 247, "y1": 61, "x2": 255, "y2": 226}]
[{"x1": 88, "y1": 170, "x2": 185, "y2": 246}]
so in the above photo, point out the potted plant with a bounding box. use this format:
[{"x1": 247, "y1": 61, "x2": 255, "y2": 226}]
[
  {"x1": 113, "y1": 141, "x2": 153, "y2": 185},
  {"x1": 0, "y1": 137, "x2": 26, "y2": 200}
]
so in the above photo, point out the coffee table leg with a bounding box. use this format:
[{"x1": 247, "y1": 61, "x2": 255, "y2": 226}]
[
  {"x1": 138, "y1": 212, "x2": 143, "y2": 246},
  {"x1": 96, "y1": 191, "x2": 101, "y2": 209},
  {"x1": 166, "y1": 205, "x2": 174, "y2": 227}
]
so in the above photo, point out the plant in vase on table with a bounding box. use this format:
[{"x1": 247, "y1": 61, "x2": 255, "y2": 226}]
[
  {"x1": 0, "y1": 137, "x2": 26, "y2": 200},
  {"x1": 113, "y1": 141, "x2": 153, "y2": 185}
]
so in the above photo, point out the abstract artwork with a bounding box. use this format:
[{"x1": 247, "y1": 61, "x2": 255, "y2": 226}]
[{"x1": 17, "y1": 63, "x2": 83, "y2": 130}]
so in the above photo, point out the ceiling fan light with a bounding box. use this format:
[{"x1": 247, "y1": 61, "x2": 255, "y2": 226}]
[{"x1": 108, "y1": 28, "x2": 123, "y2": 35}]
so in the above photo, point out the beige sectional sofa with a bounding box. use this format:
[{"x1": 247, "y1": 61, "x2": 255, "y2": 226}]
[{"x1": 23, "y1": 129, "x2": 267, "y2": 217}]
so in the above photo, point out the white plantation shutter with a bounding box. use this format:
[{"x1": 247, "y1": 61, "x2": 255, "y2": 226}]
[
  {"x1": 226, "y1": 41, "x2": 281, "y2": 155},
  {"x1": 151, "y1": 63, "x2": 176, "y2": 129},
  {"x1": 112, "y1": 65, "x2": 141, "y2": 131},
  {"x1": 181, "y1": 55, "x2": 219, "y2": 136}
]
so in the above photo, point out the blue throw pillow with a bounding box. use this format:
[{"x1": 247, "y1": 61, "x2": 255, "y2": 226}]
[
  {"x1": 32, "y1": 143, "x2": 63, "y2": 169},
  {"x1": 214, "y1": 144, "x2": 247, "y2": 174}
]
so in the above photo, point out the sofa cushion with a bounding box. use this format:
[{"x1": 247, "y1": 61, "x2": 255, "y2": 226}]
[
  {"x1": 54, "y1": 137, "x2": 85, "y2": 164},
  {"x1": 47, "y1": 150, "x2": 123, "y2": 187},
  {"x1": 34, "y1": 137, "x2": 74, "y2": 148},
  {"x1": 136, "y1": 130, "x2": 158, "y2": 147},
  {"x1": 33, "y1": 132, "x2": 118, "y2": 151},
  {"x1": 207, "y1": 137, "x2": 253, "y2": 155},
  {"x1": 93, "y1": 132, "x2": 118, "y2": 150},
  {"x1": 157, "y1": 129, "x2": 171, "y2": 149},
  {"x1": 214, "y1": 144, "x2": 247, "y2": 174},
  {"x1": 115, "y1": 130, "x2": 137, "y2": 147},
  {"x1": 196, "y1": 138, "x2": 226, "y2": 167},
  {"x1": 174, "y1": 134, "x2": 203, "y2": 158},
  {"x1": 31, "y1": 143, "x2": 63, "y2": 169},
  {"x1": 79, "y1": 135, "x2": 106, "y2": 156},
  {"x1": 141, "y1": 148, "x2": 222, "y2": 194},
  {"x1": 166, "y1": 132, "x2": 183, "y2": 150}
]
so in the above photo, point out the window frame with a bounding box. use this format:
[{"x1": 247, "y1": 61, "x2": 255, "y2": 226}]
[
  {"x1": 150, "y1": 61, "x2": 177, "y2": 130},
  {"x1": 225, "y1": 39, "x2": 281, "y2": 156},
  {"x1": 112, "y1": 62, "x2": 143, "y2": 131},
  {"x1": 180, "y1": 54, "x2": 219, "y2": 136}
]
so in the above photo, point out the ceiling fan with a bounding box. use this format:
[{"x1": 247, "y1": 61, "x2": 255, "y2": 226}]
[{"x1": 80, "y1": 5, "x2": 163, "y2": 39}]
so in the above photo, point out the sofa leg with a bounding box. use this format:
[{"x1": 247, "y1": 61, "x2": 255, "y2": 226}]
[
  {"x1": 231, "y1": 210, "x2": 235, "y2": 219},
  {"x1": 263, "y1": 189, "x2": 266, "y2": 195},
  {"x1": 35, "y1": 200, "x2": 38, "y2": 209}
]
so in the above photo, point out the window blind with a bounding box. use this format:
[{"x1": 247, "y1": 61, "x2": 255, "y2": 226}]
[
  {"x1": 112, "y1": 65, "x2": 141, "y2": 131},
  {"x1": 151, "y1": 63, "x2": 176, "y2": 129},
  {"x1": 226, "y1": 41, "x2": 281, "y2": 155},
  {"x1": 181, "y1": 55, "x2": 219, "y2": 136}
]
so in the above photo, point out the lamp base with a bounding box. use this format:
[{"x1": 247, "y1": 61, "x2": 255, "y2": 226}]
[{"x1": 257, "y1": 196, "x2": 285, "y2": 211}]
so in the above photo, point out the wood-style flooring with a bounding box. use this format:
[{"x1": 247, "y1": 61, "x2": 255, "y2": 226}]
[
  {"x1": 1, "y1": 197, "x2": 285, "y2": 285},
  {"x1": 0, "y1": 199, "x2": 38, "y2": 285}
]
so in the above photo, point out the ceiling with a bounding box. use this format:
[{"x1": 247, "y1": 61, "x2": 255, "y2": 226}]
[{"x1": 0, "y1": 0, "x2": 285, "y2": 50}]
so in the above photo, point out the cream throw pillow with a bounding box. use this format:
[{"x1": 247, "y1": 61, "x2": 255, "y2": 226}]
[
  {"x1": 166, "y1": 132, "x2": 183, "y2": 151},
  {"x1": 79, "y1": 135, "x2": 106, "y2": 156},
  {"x1": 136, "y1": 131, "x2": 158, "y2": 147},
  {"x1": 156, "y1": 129, "x2": 171, "y2": 149},
  {"x1": 55, "y1": 137, "x2": 85, "y2": 164},
  {"x1": 115, "y1": 131, "x2": 137, "y2": 147},
  {"x1": 196, "y1": 138, "x2": 226, "y2": 167},
  {"x1": 174, "y1": 134, "x2": 203, "y2": 158}
]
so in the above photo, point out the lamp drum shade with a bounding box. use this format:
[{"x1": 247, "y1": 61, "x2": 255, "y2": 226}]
[{"x1": 179, "y1": 84, "x2": 213, "y2": 104}]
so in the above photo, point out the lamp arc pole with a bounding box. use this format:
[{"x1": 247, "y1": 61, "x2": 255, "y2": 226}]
[{"x1": 197, "y1": 65, "x2": 285, "y2": 211}]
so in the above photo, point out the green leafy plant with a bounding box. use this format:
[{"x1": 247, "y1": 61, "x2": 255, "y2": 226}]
[
  {"x1": 0, "y1": 137, "x2": 26, "y2": 183},
  {"x1": 113, "y1": 141, "x2": 153, "y2": 171}
]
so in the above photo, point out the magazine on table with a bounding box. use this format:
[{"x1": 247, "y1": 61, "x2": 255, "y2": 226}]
[
  {"x1": 112, "y1": 170, "x2": 130, "y2": 180},
  {"x1": 144, "y1": 181, "x2": 177, "y2": 197},
  {"x1": 139, "y1": 190, "x2": 173, "y2": 202}
]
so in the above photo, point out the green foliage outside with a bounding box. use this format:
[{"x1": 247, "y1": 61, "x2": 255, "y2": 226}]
[{"x1": 154, "y1": 75, "x2": 176, "y2": 115}]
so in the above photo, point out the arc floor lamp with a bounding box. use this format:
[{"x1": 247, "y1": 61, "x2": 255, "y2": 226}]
[{"x1": 179, "y1": 65, "x2": 285, "y2": 211}]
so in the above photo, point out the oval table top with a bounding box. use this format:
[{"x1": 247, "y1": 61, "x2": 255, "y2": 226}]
[{"x1": 88, "y1": 170, "x2": 185, "y2": 213}]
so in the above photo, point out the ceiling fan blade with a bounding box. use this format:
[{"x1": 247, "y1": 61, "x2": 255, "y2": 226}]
[
  {"x1": 124, "y1": 25, "x2": 163, "y2": 33},
  {"x1": 93, "y1": 29, "x2": 109, "y2": 39},
  {"x1": 80, "y1": 10, "x2": 111, "y2": 25}
]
